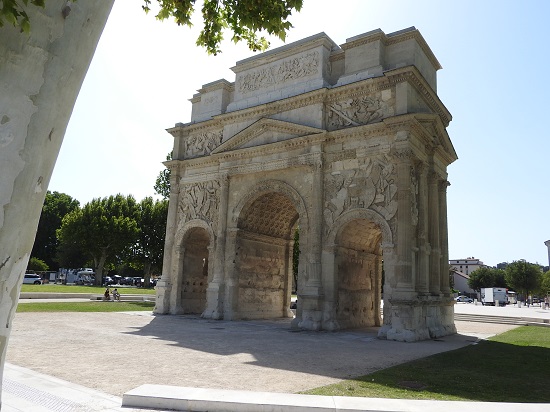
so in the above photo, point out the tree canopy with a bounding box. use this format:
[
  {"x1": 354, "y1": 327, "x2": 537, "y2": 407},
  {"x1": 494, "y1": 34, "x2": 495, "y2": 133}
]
[
  {"x1": 31, "y1": 191, "x2": 80, "y2": 270},
  {"x1": 57, "y1": 194, "x2": 140, "y2": 285},
  {"x1": 505, "y1": 260, "x2": 542, "y2": 298},
  {"x1": 154, "y1": 151, "x2": 172, "y2": 200},
  {"x1": 132, "y1": 197, "x2": 169, "y2": 286},
  {"x1": 3, "y1": 0, "x2": 304, "y2": 54},
  {"x1": 467, "y1": 267, "x2": 506, "y2": 291},
  {"x1": 542, "y1": 270, "x2": 550, "y2": 296}
]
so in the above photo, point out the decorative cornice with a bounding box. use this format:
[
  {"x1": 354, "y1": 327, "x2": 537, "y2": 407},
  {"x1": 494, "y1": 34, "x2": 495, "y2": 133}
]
[
  {"x1": 231, "y1": 33, "x2": 336, "y2": 73},
  {"x1": 228, "y1": 152, "x2": 316, "y2": 175},
  {"x1": 341, "y1": 31, "x2": 386, "y2": 51},
  {"x1": 385, "y1": 29, "x2": 442, "y2": 71},
  {"x1": 172, "y1": 66, "x2": 450, "y2": 136},
  {"x1": 384, "y1": 67, "x2": 452, "y2": 126}
]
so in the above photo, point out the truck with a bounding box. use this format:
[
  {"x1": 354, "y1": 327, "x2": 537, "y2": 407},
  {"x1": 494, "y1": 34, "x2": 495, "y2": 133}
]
[{"x1": 480, "y1": 287, "x2": 508, "y2": 306}]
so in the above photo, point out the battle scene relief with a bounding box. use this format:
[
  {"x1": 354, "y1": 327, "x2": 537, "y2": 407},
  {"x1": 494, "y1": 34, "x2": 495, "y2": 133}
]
[
  {"x1": 324, "y1": 154, "x2": 398, "y2": 234},
  {"x1": 327, "y1": 90, "x2": 394, "y2": 131}
]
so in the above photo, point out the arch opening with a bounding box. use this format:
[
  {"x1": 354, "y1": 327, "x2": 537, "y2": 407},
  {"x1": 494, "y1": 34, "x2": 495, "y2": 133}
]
[
  {"x1": 334, "y1": 218, "x2": 383, "y2": 329},
  {"x1": 180, "y1": 226, "x2": 210, "y2": 314},
  {"x1": 236, "y1": 191, "x2": 299, "y2": 320}
]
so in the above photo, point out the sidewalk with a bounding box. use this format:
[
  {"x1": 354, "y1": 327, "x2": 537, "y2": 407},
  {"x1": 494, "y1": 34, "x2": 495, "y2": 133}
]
[{"x1": 2, "y1": 363, "x2": 152, "y2": 412}]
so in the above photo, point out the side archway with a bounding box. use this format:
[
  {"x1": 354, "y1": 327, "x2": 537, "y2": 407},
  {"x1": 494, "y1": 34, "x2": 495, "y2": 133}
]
[
  {"x1": 323, "y1": 209, "x2": 393, "y2": 330},
  {"x1": 172, "y1": 219, "x2": 214, "y2": 314}
]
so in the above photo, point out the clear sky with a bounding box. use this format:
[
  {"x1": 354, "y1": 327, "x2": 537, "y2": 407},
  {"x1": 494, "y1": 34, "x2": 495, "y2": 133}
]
[{"x1": 49, "y1": 0, "x2": 550, "y2": 268}]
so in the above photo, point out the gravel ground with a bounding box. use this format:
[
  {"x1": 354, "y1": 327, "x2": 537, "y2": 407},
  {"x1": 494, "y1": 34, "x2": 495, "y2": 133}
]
[{"x1": 5, "y1": 311, "x2": 517, "y2": 397}]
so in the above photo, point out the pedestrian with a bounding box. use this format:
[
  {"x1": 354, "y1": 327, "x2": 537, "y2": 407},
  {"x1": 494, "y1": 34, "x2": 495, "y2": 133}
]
[
  {"x1": 545, "y1": 296, "x2": 549, "y2": 310},
  {"x1": 112, "y1": 288, "x2": 120, "y2": 302},
  {"x1": 104, "y1": 287, "x2": 111, "y2": 301}
]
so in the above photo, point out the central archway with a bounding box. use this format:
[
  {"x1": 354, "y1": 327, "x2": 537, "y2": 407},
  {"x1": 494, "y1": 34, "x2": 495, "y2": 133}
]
[{"x1": 235, "y1": 191, "x2": 299, "y2": 319}]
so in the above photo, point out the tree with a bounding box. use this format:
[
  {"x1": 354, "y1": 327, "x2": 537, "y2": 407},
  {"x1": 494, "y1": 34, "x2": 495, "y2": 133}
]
[
  {"x1": 542, "y1": 270, "x2": 550, "y2": 297},
  {"x1": 468, "y1": 267, "x2": 498, "y2": 292},
  {"x1": 134, "y1": 197, "x2": 169, "y2": 287},
  {"x1": 505, "y1": 260, "x2": 542, "y2": 301},
  {"x1": 27, "y1": 257, "x2": 48, "y2": 272},
  {"x1": 57, "y1": 195, "x2": 140, "y2": 286},
  {"x1": 154, "y1": 152, "x2": 172, "y2": 200},
  {"x1": 493, "y1": 269, "x2": 508, "y2": 288},
  {"x1": 31, "y1": 191, "x2": 80, "y2": 270}
]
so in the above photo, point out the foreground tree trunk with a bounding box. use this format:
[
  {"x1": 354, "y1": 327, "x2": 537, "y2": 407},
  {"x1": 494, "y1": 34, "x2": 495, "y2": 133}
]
[{"x1": 0, "y1": 0, "x2": 114, "y2": 405}]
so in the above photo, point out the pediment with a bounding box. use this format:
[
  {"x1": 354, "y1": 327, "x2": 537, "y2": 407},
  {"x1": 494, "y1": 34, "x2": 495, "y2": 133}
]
[
  {"x1": 417, "y1": 116, "x2": 457, "y2": 162},
  {"x1": 212, "y1": 118, "x2": 324, "y2": 154}
]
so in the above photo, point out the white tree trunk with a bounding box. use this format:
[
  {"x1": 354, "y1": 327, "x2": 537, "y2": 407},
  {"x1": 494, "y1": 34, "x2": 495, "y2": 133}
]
[{"x1": 0, "y1": 0, "x2": 114, "y2": 405}]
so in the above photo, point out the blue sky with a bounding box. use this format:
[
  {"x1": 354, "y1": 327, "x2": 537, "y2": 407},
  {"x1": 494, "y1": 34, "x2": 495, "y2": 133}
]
[{"x1": 49, "y1": 0, "x2": 550, "y2": 267}]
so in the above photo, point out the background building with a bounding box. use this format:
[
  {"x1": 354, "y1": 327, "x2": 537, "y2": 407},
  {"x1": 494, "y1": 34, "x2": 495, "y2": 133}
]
[{"x1": 449, "y1": 257, "x2": 485, "y2": 275}]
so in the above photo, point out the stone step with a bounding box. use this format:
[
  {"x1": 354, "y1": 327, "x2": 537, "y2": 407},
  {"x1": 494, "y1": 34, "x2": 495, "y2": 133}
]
[{"x1": 454, "y1": 313, "x2": 550, "y2": 327}]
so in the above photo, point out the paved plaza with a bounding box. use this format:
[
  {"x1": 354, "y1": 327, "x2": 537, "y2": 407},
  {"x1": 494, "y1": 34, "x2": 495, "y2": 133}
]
[{"x1": 3, "y1": 302, "x2": 550, "y2": 411}]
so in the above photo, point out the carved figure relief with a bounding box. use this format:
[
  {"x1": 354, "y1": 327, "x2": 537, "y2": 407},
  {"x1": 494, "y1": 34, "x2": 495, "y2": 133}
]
[
  {"x1": 184, "y1": 130, "x2": 223, "y2": 158},
  {"x1": 178, "y1": 180, "x2": 221, "y2": 230},
  {"x1": 324, "y1": 155, "x2": 397, "y2": 232},
  {"x1": 327, "y1": 91, "x2": 394, "y2": 130},
  {"x1": 238, "y1": 51, "x2": 320, "y2": 94}
]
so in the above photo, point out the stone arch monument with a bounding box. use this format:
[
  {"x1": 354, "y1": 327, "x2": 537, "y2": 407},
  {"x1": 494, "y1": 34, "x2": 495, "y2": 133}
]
[{"x1": 155, "y1": 27, "x2": 458, "y2": 342}]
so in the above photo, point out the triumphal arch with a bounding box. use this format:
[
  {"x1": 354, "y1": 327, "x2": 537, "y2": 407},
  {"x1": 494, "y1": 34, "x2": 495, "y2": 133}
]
[{"x1": 155, "y1": 27, "x2": 457, "y2": 342}]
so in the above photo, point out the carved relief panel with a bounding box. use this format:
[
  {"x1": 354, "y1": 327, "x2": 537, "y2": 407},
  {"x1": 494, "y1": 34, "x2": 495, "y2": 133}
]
[
  {"x1": 327, "y1": 90, "x2": 394, "y2": 131},
  {"x1": 237, "y1": 51, "x2": 320, "y2": 94},
  {"x1": 324, "y1": 154, "x2": 398, "y2": 234},
  {"x1": 183, "y1": 130, "x2": 223, "y2": 159},
  {"x1": 178, "y1": 180, "x2": 221, "y2": 231}
]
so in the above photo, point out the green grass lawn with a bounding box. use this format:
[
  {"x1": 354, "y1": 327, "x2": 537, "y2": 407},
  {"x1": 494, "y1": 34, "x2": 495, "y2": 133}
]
[
  {"x1": 20, "y1": 284, "x2": 155, "y2": 294},
  {"x1": 303, "y1": 326, "x2": 550, "y2": 403},
  {"x1": 17, "y1": 301, "x2": 155, "y2": 312}
]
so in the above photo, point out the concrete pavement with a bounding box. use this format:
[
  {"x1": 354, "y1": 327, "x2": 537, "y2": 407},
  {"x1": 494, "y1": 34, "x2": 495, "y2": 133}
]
[{"x1": 3, "y1": 300, "x2": 549, "y2": 411}]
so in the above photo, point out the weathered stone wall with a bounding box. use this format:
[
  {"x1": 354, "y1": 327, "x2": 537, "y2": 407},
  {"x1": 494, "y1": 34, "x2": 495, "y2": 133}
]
[
  {"x1": 336, "y1": 248, "x2": 378, "y2": 328},
  {"x1": 236, "y1": 234, "x2": 289, "y2": 319},
  {"x1": 181, "y1": 242, "x2": 209, "y2": 314}
]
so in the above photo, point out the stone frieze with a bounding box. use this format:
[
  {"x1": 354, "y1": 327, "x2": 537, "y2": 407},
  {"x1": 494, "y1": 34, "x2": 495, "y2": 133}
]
[
  {"x1": 184, "y1": 130, "x2": 223, "y2": 159},
  {"x1": 238, "y1": 51, "x2": 320, "y2": 94}
]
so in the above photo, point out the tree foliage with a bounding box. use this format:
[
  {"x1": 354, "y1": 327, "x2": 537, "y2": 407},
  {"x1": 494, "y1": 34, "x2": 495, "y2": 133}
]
[
  {"x1": 5, "y1": 1, "x2": 304, "y2": 55},
  {"x1": 57, "y1": 194, "x2": 140, "y2": 285},
  {"x1": 143, "y1": 0, "x2": 303, "y2": 54},
  {"x1": 31, "y1": 191, "x2": 80, "y2": 270},
  {"x1": 542, "y1": 271, "x2": 550, "y2": 296},
  {"x1": 505, "y1": 260, "x2": 542, "y2": 298},
  {"x1": 468, "y1": 267, "x2": 501, "y2": 291},
  {"x1": 154, "y1": 151, "x2": 172, "y2": 200},
  {"x1": 132, "y1": 197, "x2": 168, "y2": 286},
  {"x1": 27, "y1": 257, "x2": 48, "y2": 272},
  {"x1": 0, "y1": 0, "x2": 44, "y2": 32}
]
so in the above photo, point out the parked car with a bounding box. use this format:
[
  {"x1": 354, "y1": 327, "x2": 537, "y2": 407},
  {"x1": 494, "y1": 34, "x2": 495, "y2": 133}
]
[
  {"x1": 121, "y1": 277, "x2": 134, "y2": 285},
  {"x1": 102, "y1": 276, "x2": 115, "y2": 286},
  {"x1": 455, "y1": 295, "x2": 473, "y2": 303},
  {"x1": 23, "y1": 273, "x2": 42, "y2": 285},
  {"x1": 133, "y1": 277, "x2": 144, "y2": 287}
]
